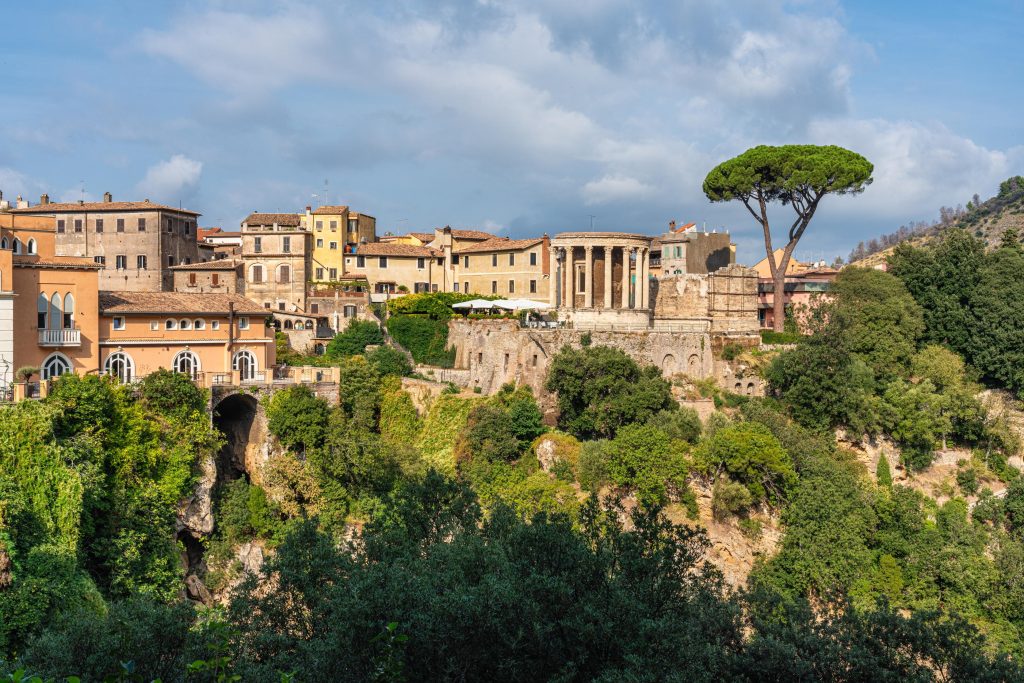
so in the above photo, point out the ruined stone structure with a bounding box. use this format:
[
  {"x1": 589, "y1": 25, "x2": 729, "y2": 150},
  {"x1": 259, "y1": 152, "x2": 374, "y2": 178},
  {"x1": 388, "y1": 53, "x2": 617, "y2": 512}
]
[{"x1": 447, "y1": 231, "x2": 762, "y2": 403}]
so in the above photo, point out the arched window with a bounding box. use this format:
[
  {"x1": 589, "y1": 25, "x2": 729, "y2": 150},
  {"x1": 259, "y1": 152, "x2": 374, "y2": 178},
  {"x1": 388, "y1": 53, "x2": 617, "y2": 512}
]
[
  {"x1": 1, "y1": 237, "x2": 8, "y2": 249},
  {"x1": 37, "y1": 292, "x2": 48, "y2": 329},
  {"x1": 62, "y1": 293, "x2": 75, "y2": 329},
  {"x1": 104, "y1": 351, "x2": 135, "y2": 383},
  {"x1": 26, "y1": 239, "x2": 36, "y2": 255},
  {"x1": 284, "y1": 320, "x2": 293, "y2": 330},
  {"x1": 194, "y1": 319, "x2": 205, "y2": 330},
  {"x1": 249, "y1": 264, "x2": 264, "y2": 284},
  {"x1": 41, "y1": 353, "x2": 72, "y2": 380},
  {"x1": 172, "y1": 350, "x2": 201, "y2": 379},
  {"x1": 305, "y1": 320, "x2": 314, "y2": 330},
  {"x1": 232, "y1": 350, "x2": 257, "y2": 381},
  {"x1": 49, "y1": 293, "x2": 61, "y2": 330},
  {"x1": 165, "y1": 319, "x2": 177, "y2": 330},
  {"x1": 12, "y1": 239, "x2": 21, "y2": 255},
  {"x1": 180, "y1": 319, "x2": 192, "y2": 330},
  {"x1": 277, "y1": 264, "x2": 290, "y2": 284},
  {"x1": 313, "y1": 343, "x2": 325, "y2": 355}
]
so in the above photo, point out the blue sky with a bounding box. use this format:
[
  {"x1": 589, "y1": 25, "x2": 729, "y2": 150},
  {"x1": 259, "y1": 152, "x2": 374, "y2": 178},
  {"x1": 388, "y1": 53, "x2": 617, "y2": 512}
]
[{"x1": 1, "y1": 1, "x2": 1021, "y2": 264}]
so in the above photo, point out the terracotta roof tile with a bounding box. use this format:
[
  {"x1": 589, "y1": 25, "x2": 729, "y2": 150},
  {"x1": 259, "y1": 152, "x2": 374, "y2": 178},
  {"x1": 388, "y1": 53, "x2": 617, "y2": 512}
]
[
  {"x1": 451, "y1": 229, "x2": 498, "y2": 240},
  {"x1": 409, "y1": 232, "x2": 436, "y2": 242},
  {"x1": 169, "y1": 259, "x2": 242, "y2": 271},
  {"x1": 354, "y1": 243, "x2": 441, "y2": 257},
  {"x1": 13, "y1": 255, "x2": 103, "y2": 269},
  {"x1": 243, "y1": 213, "x2": 302, "y2": 227},
  {"x1": 99, "y1": 291, "x2": 265, "y2": 315},
  {"x1": 198, "y1": 227, "x2": 223, "y2": 239},
  {"x1": 312, "y1": 205, "x2": 349, "y2": 215},
  {"x1": 12, "y1": 200, "x2": 200, "y2": 215},
  {"x1": 454, "y1": 237, "x2": 544, "y2": 254}
]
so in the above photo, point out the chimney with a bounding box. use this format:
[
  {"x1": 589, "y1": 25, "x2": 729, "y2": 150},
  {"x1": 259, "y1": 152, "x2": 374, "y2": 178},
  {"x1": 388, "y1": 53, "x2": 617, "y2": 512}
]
[
  {"x1": 103, "y1": 192, "x2": 112, "y2": 203},
  {"x1": 669, "y1": 219, "x2": 676, "y2": 232},
  {"x1": 306, "y1": 205, "x2": 311, "y2": 214},
  {"x1": 40, "y1": 193, "x2": 49, "y2": 205},
  {"x1": 15, "y1": 195, "x2": 28, "y2": 209}
]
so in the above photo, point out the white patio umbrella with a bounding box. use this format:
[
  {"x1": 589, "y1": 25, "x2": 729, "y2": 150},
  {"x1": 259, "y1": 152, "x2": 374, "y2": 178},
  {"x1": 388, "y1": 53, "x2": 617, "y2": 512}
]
[{"x1": 452, "y1": 299, "x2": 498, "y2": 310}]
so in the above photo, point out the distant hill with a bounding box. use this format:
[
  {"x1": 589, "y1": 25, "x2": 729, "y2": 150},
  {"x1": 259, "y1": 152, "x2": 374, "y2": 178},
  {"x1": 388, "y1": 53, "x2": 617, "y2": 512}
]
[{"x1": 848, "y1": 176, "x2": 1024, "y2": 267}]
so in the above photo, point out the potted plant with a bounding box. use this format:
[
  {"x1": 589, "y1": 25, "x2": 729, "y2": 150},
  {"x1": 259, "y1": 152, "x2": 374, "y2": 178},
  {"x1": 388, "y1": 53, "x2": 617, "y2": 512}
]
[{"x1": 16, "y1": 366, "x2": 38, "y2": 384}]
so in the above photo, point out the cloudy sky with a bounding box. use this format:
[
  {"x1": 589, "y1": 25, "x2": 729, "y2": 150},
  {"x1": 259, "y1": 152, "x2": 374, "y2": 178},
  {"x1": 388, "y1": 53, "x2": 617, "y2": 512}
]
[{"x1": 2, "y1": 1, "x2": 1021, "y2": 263}]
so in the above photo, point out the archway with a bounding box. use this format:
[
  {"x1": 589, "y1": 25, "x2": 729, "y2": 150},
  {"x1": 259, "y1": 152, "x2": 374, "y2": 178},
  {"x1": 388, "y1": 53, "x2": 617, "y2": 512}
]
[
  {"x1": 662, "y1": 353, "x2": 676, "y2": 375},
  {"x1": 687, "y1": 354, "x2": 699, "y2": 374},
  {"x1": 213, "y1": 393, "x2": 260, "y2": 482}
]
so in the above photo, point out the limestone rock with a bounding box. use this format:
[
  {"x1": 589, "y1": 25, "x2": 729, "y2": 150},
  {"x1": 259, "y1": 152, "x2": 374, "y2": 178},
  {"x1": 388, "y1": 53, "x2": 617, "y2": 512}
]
[
  {"x1": 177, "y1": 453, "x2": 216, "y2": 536},
  {"x1": 535, "y1": 437, "x2": 559, "y2": 472},
  {"x1": 237, "y1": 541, "x2": 265, "y2": 576},
  {"x1": 185, "y1": 573, "x2": 213, "y2": 605}
]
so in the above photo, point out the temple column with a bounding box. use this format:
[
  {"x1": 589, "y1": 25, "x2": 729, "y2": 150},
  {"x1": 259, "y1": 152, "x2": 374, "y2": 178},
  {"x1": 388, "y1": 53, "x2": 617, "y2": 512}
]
[
  {"x1": 621, "y1": 246, "x2": 632, "y2": 309},
  {"x1": 603, "y1": 245, "x2": 613, "y2": 309},
  {"x1": 566, "y1": 246, "x2": 576, "y2": 308},
  {"x1": 640, "y1": 247, "x2": 650, "y2": 308},
  {"x1": 549, "y1": 247, "x2": 558, "y2": 307},
  {"x1": 584, "y1": 246, "x2": 594, "y2": 308}
]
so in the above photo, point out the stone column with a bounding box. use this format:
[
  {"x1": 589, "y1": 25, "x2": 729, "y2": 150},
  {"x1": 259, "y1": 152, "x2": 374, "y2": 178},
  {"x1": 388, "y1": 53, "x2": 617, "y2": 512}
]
[
  {"x1": 584, "y1": 246, "x2": 594, "y2": 308},
  {"x1": 621, "y1": 246, "x2": 632, "y2": 309},
  {"x1": 549, "y1": 247, "x2": 559, "y2": 307},
  {"x1": 640, "y1": 247, "x2": 650, "y2": 308},
  {"x1": 566, "y1": 246, "x2": 575, "y2": 308},
  {"x1": 603, "y1": 245, "x2": 613, "y2": 309}
]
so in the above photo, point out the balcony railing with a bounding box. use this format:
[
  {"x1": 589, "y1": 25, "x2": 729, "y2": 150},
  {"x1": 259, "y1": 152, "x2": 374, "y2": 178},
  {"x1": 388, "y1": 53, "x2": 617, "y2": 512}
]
[{"x1": 38, "y1": 328, "x2": 81, "y2": 346}]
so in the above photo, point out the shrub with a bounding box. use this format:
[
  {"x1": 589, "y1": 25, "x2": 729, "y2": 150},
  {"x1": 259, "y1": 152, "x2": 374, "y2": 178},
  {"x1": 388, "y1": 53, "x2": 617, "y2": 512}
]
[
  {"x1": 386, "y1": 315, "x2": 456, "y2": 366},
  {"x1": 264, "y1": 385, "x2": 331, "y2": 453},
  {"x1": 760, "y1": 330, "x2": 801, "y2": 345},
  {"x1": 366, "y1": 346, "x2": 413, "y2": 377},
  {"x1": 712, "y1": 476, "x2": 753, "y2": 520},
  {"x1": 696, "y1": 422, "x2": 795, "y2": 503},
  {"x1": 605, "y1": 424, "x2": 690, "y2": 507},
  {"x1": 876, "y1": 455, "x2": 893, "y2": 488},
  {"x1": 138, "y1": 369, "x2": 208, "y2": 418},
  {"x1": 957, "y1": 467, "x2": 980, "y2": 496},
  {"x1": 648, "y1": 408, "x2": 702, "y2": 444},
  {"x1": 577, "y1": 440, "x2": 611, "y2": 491},
  {"x1": 721, "y1": 343, "x2": 744, "y2": 361},
  {"x1": 326, "y1": 319, "x2": 384, "y2": 358}
]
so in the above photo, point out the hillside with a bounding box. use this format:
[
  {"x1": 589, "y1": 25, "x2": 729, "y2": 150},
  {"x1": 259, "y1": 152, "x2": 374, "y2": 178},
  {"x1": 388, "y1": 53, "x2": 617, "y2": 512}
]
[{"x1": 849, "y1": 175, "x2": 1024, "y2": 267}]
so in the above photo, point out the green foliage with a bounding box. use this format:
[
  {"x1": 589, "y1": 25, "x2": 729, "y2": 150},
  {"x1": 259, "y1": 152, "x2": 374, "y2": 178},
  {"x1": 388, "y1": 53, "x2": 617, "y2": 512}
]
[
  {"x1": 760, "y1": 330, "x2": 801, "y2": 345},
  {"x1": 337, "y1": 355, "x2": 382, "y2": 431},
  {"x1": 216, "y1": 478, "x2": 282, "y2": 546},
  {"x1": 365, "y1": 345, "x2": 412, "y2": 377},
  {"x1": 604, "y1": 423, "x2": 690, "y2": 507},
  {"x1": 648, "y1": 407, "x2": 702, "y2": 444},
  {"x1": 711, "y1": 476, "x2": 753, "y2": 520},
  {"x1": 378, "y1": 378, "x2": 422, "y2": 448},
  {"x1": 696, "y1": 422, "x2": 796, "y2": 503},
  {"x1": 386, "y1": 291, "x2": 486, "y2": 320},
  {"x1": 545, "y1": 345, "x2": 675, "y2": 439},
  {"x1": 264, "y1": 385, "x2": 331, "y2": 453},
  {"x1": 15, "y1": 366, "x2": 38, "y2": 383},
  {"x1": 721, "y1": 342, "x2": 743, "y2": 361},
  {"x1": 138, "y1": 368, "x2": 208, "y2": 419},
  {"x1": 326, "y1": 319, "x2": 384, "y2": 358},
  {"x1": 531, "y1": 431, "x2": 581, "y2": 474},
  {"x1": 463, "y1": 459, "x2": 580, "y2": 519},
  {"x1": 876, "y1": 455, "x2": 893, "y2": 488},
  {"x1": 45, "y1": 374, "x2": 116, "y2": 438},
  {"x1": 416, "y1": 393, "x2": 478, "y2": 474},
  {"x1": 956, "y1": 467, "x2": 979, "y2": 496},
  {"x1": 385, "y1": 315, "x2": 456, "y2": 367}
]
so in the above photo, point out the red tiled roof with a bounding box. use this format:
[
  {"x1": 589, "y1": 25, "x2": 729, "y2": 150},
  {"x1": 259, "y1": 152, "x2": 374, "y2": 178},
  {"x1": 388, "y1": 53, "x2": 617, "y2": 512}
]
[
  {"x1": 451, "y1": 229, "x2": 497, "y2": 240},
  {"x1": 312, "y1": 205, "x2": 349, "y2": 215},
  {"x1": 409, "y1": 232, "x2": 436, "y2": 242},
  {"x1": 169, "y1": 259, "x2": 242, "y2": 271},
  {"x1": 13, "y1": 255, "x2": 103, "y2": 269},
  {"x1": 354, "y1": 243, "x2": 441, "y2": 257},
  {"x1": 99, "y1": 291, "x2": 265, "y2": 315},
  {"x1": 12, "y1": 200, "x2": 200, "y2": 215},
  {"x1": 243, "y1": 213, "x2": 301, "y2": 227},
  {"x1": 454, "y1": 237, "x2": 544, "y2": 254},
  {"x1": 198, "y1": 227, "x2": 223, "y2": 239}
]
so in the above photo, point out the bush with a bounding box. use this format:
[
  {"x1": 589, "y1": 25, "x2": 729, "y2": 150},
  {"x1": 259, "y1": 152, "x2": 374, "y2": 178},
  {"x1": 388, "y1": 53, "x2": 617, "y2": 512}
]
[
  {"x1": 138, "y1": 369, "x2": 208, "y2": 418},
  {"x1": 326, "y1": 319, "x2": 384, "y2": 358},
  {"x1": 386, "y1": 315, "x2": 456, "y2": 366},
  {"x1": 712, "y1": 476, "x2": 754, "y2": 520},
  {"x1": 760, "y1": 330, "x2": 801, "y2": 345},
  {"x1": 721, "y1": 343, "x2": 744, "y2": 361},
  {"x1": 605, "y1": 424, "x2": 690, "y2": 506},
  {"x1": 957, "y1": 467, "x2": 980, "y2": 496},
  {"x1": 648, "y1": 408, "x2": 702, "y2": 444},
  {"x1": 577, "y1": 440, "x2": 611, "y2": 491},
  {"x1": 264, "y1": 385, "x2": 331, "y2": 453},
  {"x1": 366, "y1": 345, "x2": 413, "y2": 377},
  {"x1": 696, "y1": 422, "x2": 795, "y2": 503}
]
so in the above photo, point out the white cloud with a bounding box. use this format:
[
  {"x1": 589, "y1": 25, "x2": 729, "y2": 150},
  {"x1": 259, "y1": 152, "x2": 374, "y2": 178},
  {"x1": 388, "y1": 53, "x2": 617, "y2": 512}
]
[
  {"x1": 136, "y1": 155, "x2": 203, "y2": 203},
  {"x1": 582, "y1": 174, "x2": 655, "y2": 205}
]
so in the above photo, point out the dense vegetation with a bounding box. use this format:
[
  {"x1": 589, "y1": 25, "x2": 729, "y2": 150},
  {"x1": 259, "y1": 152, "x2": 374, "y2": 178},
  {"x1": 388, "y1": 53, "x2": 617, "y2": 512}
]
[{"x1": 383, "y1": 292, "x2": 490, "y2": 367}]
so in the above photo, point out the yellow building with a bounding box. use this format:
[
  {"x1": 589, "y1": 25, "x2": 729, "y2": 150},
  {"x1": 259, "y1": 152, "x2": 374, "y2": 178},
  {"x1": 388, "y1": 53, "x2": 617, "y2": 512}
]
[
  {"x1": 453, "y1": 236, "x2": 550, "y2": 300},
  {"x1": 301, "y1": 205, "x2": 376, "y2": 282}
]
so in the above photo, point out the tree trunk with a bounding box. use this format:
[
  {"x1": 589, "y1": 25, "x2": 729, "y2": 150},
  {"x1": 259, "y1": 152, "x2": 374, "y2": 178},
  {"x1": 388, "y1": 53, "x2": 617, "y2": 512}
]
[{"x1": 772, "y1": 268, "x2": 786, "y2": 332}]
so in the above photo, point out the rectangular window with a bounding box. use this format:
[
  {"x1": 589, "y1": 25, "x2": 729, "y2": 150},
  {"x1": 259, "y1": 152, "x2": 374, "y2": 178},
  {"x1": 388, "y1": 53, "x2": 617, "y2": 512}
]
[
  {"x1": 113, "y1": 316, "x2": 125, "y2": 330},
  {"x1": 277, "y1": 302, "x2": 285, "y2": 311},
  {"x1": 329, "y1": 242, "x2": 338, "y2": 250},
  {"x1": 211, "y1": 274, "x2": 219, "y2": 286},
  {"x1": 530, "y1": 252, "x2": 537, "y2": 266},
  {"x1": 211, "y1": 321, "x2": 220, "y2": 330},
  {"x1": 315, "y1": 267, "x2": 325, "y2": 280},
  {"x1": 253, "y1": 237, "x2": 262, "y2": 253},
  {"x1": 137, "y1": 218, "x2": 146, "y2": 231},
  {"x1": 348, "y1": 218, "x2": 357, "y2": 232},
  {"x1": 167, "y1": 256, "x2": 174, "y2": 268},
  {"x1": 432, "y1": 284, "x2": 438, "y2": 292},
  {"x1": 150, "y1": 321, "x2": 159, "y2": 331},
  {"x1": 454, "y1": 282, "x2": 460, "y2": 292},
  {"x1": 115, "y1": 254, "x2": 127, "y2": 270},
  {"x1": 56, "y1": 219, "x2": 65, "y2": 233},
  {"x1": 264, "y1": 302, "x2": 271, "y2": 309},
  {"x1": 509, "y1": 254, "x2": 515, "y2": 266},
  {"x1": 532, "y1": 354, "x2": 538, "y2": 368},
  {"x1": 379, "y1": 256, "x2": 388, "y2": 268},
  {"x1": 529, "y1": 279, "x2": 537, "y2": 293},
  {"x1": 238, "y1": 317, "x2": 249, "y2": 330},
  {"x1": 417, "y1": 257, "x2": 425, "y2": 269},
  {"x1": 316, "y1": 221, "x2": 323, "y2": 231},
  {"x1": 463, "y1": 255, "x2": 469, "y2": 268},
  {"x1": 282, "y1": 236, "x2": 291, "y2": 253},
  {"x1": 95, "y1": 219, "x2": 104, "y2": 233},
  {"x1": 357, "y1": 255, "x2": 365, "y2": 268},
  {"x1": 310, "y1": 303, "x2": 319, "y2": 314},
  {"x1": 438, "y1": 257, "x2": 444, "y2": 265},
  {"x1": 94, "y1": 255, "x2": 106, "y2": 265},
  {"x1": 491, "y1": 254, "x2": 497, "y2": 267},
  {"x1": 316, "y1": 238, "x2": 324, "y2": 248},
  {"x1": 188, "y1": 273, "x2": 197, "y2": 286},
  {"x1": 330, "y1": 221, "x2": 337, "y2": 231},
  {"x1": 477, "y1": 352, "x2": 483, "y2": 364},
  {"x1": 491, "y1": 280, "x2": 497, "y2": 294},
  {"x1": 508, "y1": 280, "x2": 515, "y2": 293},
  {"x1": 329, "y1": 267, "x2": 337, "y2": 279},
  {"x1": 577, "y1": 268, "x2": 586, "y2": 292},
  {"x1": 137, "y1": 255, "x2": 147, "y2": 269},
  {"x1": 74, "y1": 219, "x2": 82, "y2": 233},
  {"x1": 116, "y1": 218, "x2": 124, "y2": 232}
]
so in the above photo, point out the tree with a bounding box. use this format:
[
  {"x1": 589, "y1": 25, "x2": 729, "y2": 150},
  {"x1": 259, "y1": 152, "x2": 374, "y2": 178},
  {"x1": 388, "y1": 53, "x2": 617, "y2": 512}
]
[
  {"x1": 703, "y1": 144, "x2": 873, "y2": 331},
  {"x1": 264, "y1": 385, "x2": 332, "y2": 454},
  {"x1": 365, "y1": 345, "x2": 413, "y2": 377},
  {"x1": 326, "y1": 319, "x2": 384, "y2": 358},
  {"x1": 545, "y1": 345, "x2": 675, "y2": 439},
  {"x1": 968, "y1": 240, "x2": 1024, "y2": 393},
  {"x1": 695, "y1": 422, "x2": 796, "y2": 503},
  {"x1": 604, "y1": 423, "x2": 690, "y2": 507}
]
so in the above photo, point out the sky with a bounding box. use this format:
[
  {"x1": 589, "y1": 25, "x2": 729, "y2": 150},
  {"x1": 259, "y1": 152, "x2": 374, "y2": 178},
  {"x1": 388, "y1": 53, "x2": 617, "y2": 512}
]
[{"x1": 1, "y1": 0, "x2": 1021, "y2": 264}]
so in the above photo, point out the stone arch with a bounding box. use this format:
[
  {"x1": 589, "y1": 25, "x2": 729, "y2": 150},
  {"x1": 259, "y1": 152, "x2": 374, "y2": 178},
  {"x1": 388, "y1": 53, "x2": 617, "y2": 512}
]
[
  {"x1": 734, "y1": 381, "x2": 743, "y2": 393},
  {"x1": 662, "y1": 353, "x2": 676, "y2": 375},
  {"x1": 212, "y1": 392, "x2": 261, "y2": 483},
  {"x1": 687, "y1": 353, "x2": 699, "y2": 373},
  {"x1": 746, "y1": 381, "x2": 756, "y2": 396}
]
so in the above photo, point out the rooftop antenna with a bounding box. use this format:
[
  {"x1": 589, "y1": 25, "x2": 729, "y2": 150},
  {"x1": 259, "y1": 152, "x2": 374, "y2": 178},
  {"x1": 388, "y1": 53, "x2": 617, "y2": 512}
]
[
  {"x1": 80, "y1": 180, "x2": 85, "y2": 202},
  {"x1": 589, "y1": 214, "x2": 596, "y2": 230},
  {"x1": 323, "y1": 179, "x2": 329, "y2": 207},
  {"x1": 311, "y1": 193, "x2": 319, "y2": 209}
]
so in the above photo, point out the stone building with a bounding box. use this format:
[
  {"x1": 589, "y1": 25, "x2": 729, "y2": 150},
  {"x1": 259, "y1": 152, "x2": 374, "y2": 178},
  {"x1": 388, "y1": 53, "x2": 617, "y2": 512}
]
[
  {"x1": 171, "y1": 259, "x2": 244, "y2": 294},
  {"x1": 11, "y1": 193, "x2": 201, "y2": 291},
  {"x1": 345, "y1": 242, "x2": 444, "y2": 294},
  {"x1": 453, "y1": 236, "x2": 551, "y2": 300},
  {"x1": 656, "y1": 222, "x2": 734, "y2": 276},
  {"x1": 240, "y1": 213, "x2": 311, "y2": 313}
]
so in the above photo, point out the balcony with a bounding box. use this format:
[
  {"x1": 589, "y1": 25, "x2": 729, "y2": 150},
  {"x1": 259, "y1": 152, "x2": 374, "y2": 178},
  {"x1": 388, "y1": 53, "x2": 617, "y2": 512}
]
[{"x1": 39, "y1": 328, "x2": 81, "y2": 347}]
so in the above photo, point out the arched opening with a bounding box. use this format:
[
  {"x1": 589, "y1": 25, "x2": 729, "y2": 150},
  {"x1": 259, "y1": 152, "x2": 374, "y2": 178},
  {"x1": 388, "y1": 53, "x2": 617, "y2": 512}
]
[
  {"x1": 313, "y1": 343, "x2": 325, "y2": 355},
  {"x1": 746, "y1": 382, "x2": 756, "y2": 397},
  {"x1": 41, "y1": 353, "x2": 72, "y2": 380},
  {"x1": 304, "y1": 320, "x2": 313, "y2": 330},
  {"x1": 26, "y1": 239, "x2": 36, "y2": 255},
  {"x1": 49, "y1": 293, "x2": 61, "y2": 330},
  {"x1": 0, "y1": 237, "x2": 8, "y2": 250},
  {"x1": 688, "y1": 354, "x2": 699, "y2": 373},
  {"x1": 12, "y1": 239, "x2": 21, "y2": 255},
  {"x1": 662, "y1": 353, "x2": 676, "y2": 375},
  {"x1": 37, "y1": 292, "x2": 48, "y2": 329},
  {"x1": 173, "y1": 350, "x2": 201, "y2": 379},
  {"x1": 62, "y1": 293, "x2": 74, "y2": 329},
  {"x1": 284, "y1": 319, "x2": 293, "y2": 330},
  {"x1": 734, "y1": 382, "x2": 743, "y2": 393},
  {"x1": 104, "y1": 351, "x2": 135, "y2": 383},
  {"x1": 233, "y1": 350, "x2": 258, "y2": 381},
  {"x1": 212, "y1": 393, "x2": 259, "y2": 483}
]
